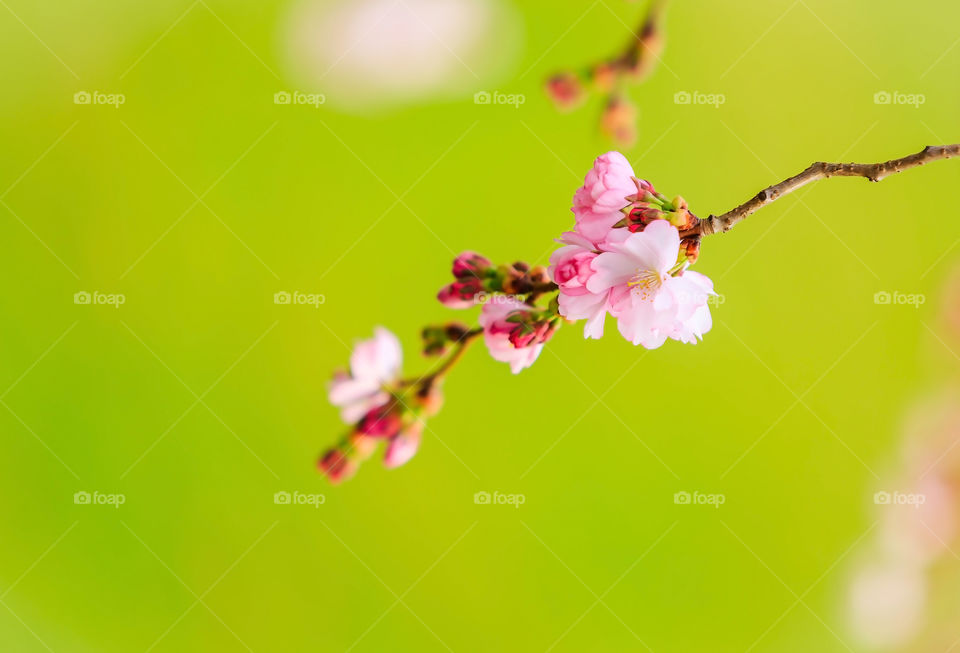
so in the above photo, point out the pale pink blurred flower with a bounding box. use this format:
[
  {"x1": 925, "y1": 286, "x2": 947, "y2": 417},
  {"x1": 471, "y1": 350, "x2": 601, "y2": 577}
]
[
  {"x1": 328, "y1": 327, "x2": 402, "y2": 422},
  {"x1": 571, "y1": 152, "x2": 639, "y2": 242},
  {"x1": 586, "y1": 220, "x2": 714, "y2": 348},
  {"x1": 848, "y1": 561, "x2": 926, "y2": 649},
  {"x1": 879, "y1": 475, "x2": 957, "y2": 565},
  {"x1": 384, "y1": 421, "x2": 424, "y2": 469},
  {"x1": 478, "y1": 296, "x2": 551, "y2": 374}
]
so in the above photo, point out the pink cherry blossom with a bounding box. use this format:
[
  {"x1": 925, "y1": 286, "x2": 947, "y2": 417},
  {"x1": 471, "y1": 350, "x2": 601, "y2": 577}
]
[
  {"x1": 549, "y1": 231, "x2": 606, "y2": 339},
  {"x1": 550, "y1": 229, "x2": 634, "y2": 340},
  {"x1": 586, "y1": 220, "x2": 714, "y2": 348},
  {"x1": 478, "y1": 296, "x2": 550, "y2": 374},
  {"x1": 328, "y1": 327, "x2": 402, "y2": 422},
  {"x1": 383, "y1": 421, "x2": 423, "y2": 469},
  {"x1": 572, "y1": 151, "x2": 644, "y2": 242}
]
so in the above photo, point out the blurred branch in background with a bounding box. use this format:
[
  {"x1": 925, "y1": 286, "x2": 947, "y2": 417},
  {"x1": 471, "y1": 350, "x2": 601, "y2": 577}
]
[{"x1": 545, "y1": 0, "x2": 667, "y2": 147}]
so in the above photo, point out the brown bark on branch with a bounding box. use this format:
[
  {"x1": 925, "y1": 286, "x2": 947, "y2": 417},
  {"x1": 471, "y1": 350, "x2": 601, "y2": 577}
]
[{"x1": 696, "y1": 144, "x2": 960, "y2": 236}]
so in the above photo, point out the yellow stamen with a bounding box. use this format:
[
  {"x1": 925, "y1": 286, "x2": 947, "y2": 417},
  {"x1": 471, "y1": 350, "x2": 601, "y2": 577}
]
[{"x1": 627, "y1": 269, "x2": 663, "y2": 300}]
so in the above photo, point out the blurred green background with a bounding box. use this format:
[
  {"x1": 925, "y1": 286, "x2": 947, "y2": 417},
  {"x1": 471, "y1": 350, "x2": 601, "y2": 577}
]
[{"x1": 1, "y1": 0, "x2": 959, "y2": 650}]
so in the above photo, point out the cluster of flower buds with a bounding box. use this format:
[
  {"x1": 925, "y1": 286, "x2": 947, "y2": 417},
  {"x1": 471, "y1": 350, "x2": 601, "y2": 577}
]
[
  {"x1": 319, "y1": 381, "x2": 444, "y2": 484},
  {"x1": 479, "y1": 296, "x2": 560, "y2": 373},
  {"x1": 491, "y1": 305, "x2": 559, "y2": 349},
  {"x1": 322, "y1": 327, "x2": 454, "y2": 483},
  {"x1": 437, "y1": 252, "x2": 551, "y2": 309},
  {"x1": 545, "y1": 0, "x2": 666, "y2": 145},
  {"x1": 618, "y1": 180, "x2": 696, "y2": 233},
  {"x1": 609, "y1": 177, "x2": 703, "y2": 263}
]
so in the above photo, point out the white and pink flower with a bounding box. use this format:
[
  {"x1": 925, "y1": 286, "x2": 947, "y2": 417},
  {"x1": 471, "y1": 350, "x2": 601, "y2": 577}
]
[
  {"x1": 327, "y1": 327, "x2": 402, "y2": 423},
  {"x1": 586, "y1": 220, "x2": 714, "y2": 348}
]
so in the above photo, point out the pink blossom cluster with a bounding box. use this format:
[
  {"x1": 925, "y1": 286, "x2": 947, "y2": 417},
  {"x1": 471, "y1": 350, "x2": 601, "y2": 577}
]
[
  {"x1": 438, "y1": 252, "x2": 559, "y2": 374},
  {"x1": 321, "y1": 328, "x2": 438, "y2": 482},
  {"x1": 320, "y1": 151, "x2": 718, "y2": 482},
  {"x1": 550, "y1": 151, "x2": 715, "y2": 348}
]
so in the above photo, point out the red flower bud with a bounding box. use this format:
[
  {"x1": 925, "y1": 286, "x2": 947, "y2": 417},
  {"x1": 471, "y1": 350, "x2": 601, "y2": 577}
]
[
  {"x1": 546, "y1": 72, "x2": 586, "y2": 111},
  {"x1": 679, "y1": 237, "x2": 701, "y2": 263},
  {"x1": 357, "y1": 404, "x2": 403, "y2": 438},
  {"x1": 317, "y1": 448, "x2": 357, "y2": 484},
  {"x1": 437, "y1": 278, "x2": 484, "y2": 309}
]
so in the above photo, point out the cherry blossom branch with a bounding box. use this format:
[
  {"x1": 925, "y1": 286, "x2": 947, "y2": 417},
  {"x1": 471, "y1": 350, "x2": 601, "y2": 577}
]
[
  {"x1": 545, "y1": 0, "x2": 667, "y2": 146},
  {"x1": 320, "y1": 145, "x2": 960, "y2": 484},
  {"x1": 695, "y1": 144, "x2": 960, "y2": 236}
]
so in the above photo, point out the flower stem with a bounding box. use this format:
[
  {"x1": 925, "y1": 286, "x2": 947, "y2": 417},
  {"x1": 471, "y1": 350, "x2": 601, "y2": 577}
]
[{"x1": 399, "y1": 328, "x2": 483, "y2": 391}]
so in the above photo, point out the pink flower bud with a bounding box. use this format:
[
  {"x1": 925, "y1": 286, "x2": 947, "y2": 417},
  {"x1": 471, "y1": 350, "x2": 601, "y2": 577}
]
[
  {"x1": 600, "y1": 96, "x2": 637, "y2": 148},
  {"x1": 546, "y1": 72, "x2": 586, "y2": 111},
  {"x1": 437, "y1": 278, "x2": 484, "y2": 309},
  {"x1": 452, "y1": 251, "x2": 492, "y2": 278},
  {"x1": 317, "y1": 448, "x2": 357, "y2": 484},
  {"x1": 479, "y1": 298, "x2": 556, "y2": 374}
]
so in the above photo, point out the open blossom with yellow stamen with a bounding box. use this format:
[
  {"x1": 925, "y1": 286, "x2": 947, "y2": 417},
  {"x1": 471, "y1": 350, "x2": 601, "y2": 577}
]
[{"x1": 585, "y1": 220, "x2": 714, "y2": 348}]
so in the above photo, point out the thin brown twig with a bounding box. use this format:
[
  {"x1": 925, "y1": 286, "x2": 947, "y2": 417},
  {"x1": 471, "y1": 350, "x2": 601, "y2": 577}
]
[{"x1": 695, "y1": 144, "x2": 960, "y2": 237}]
